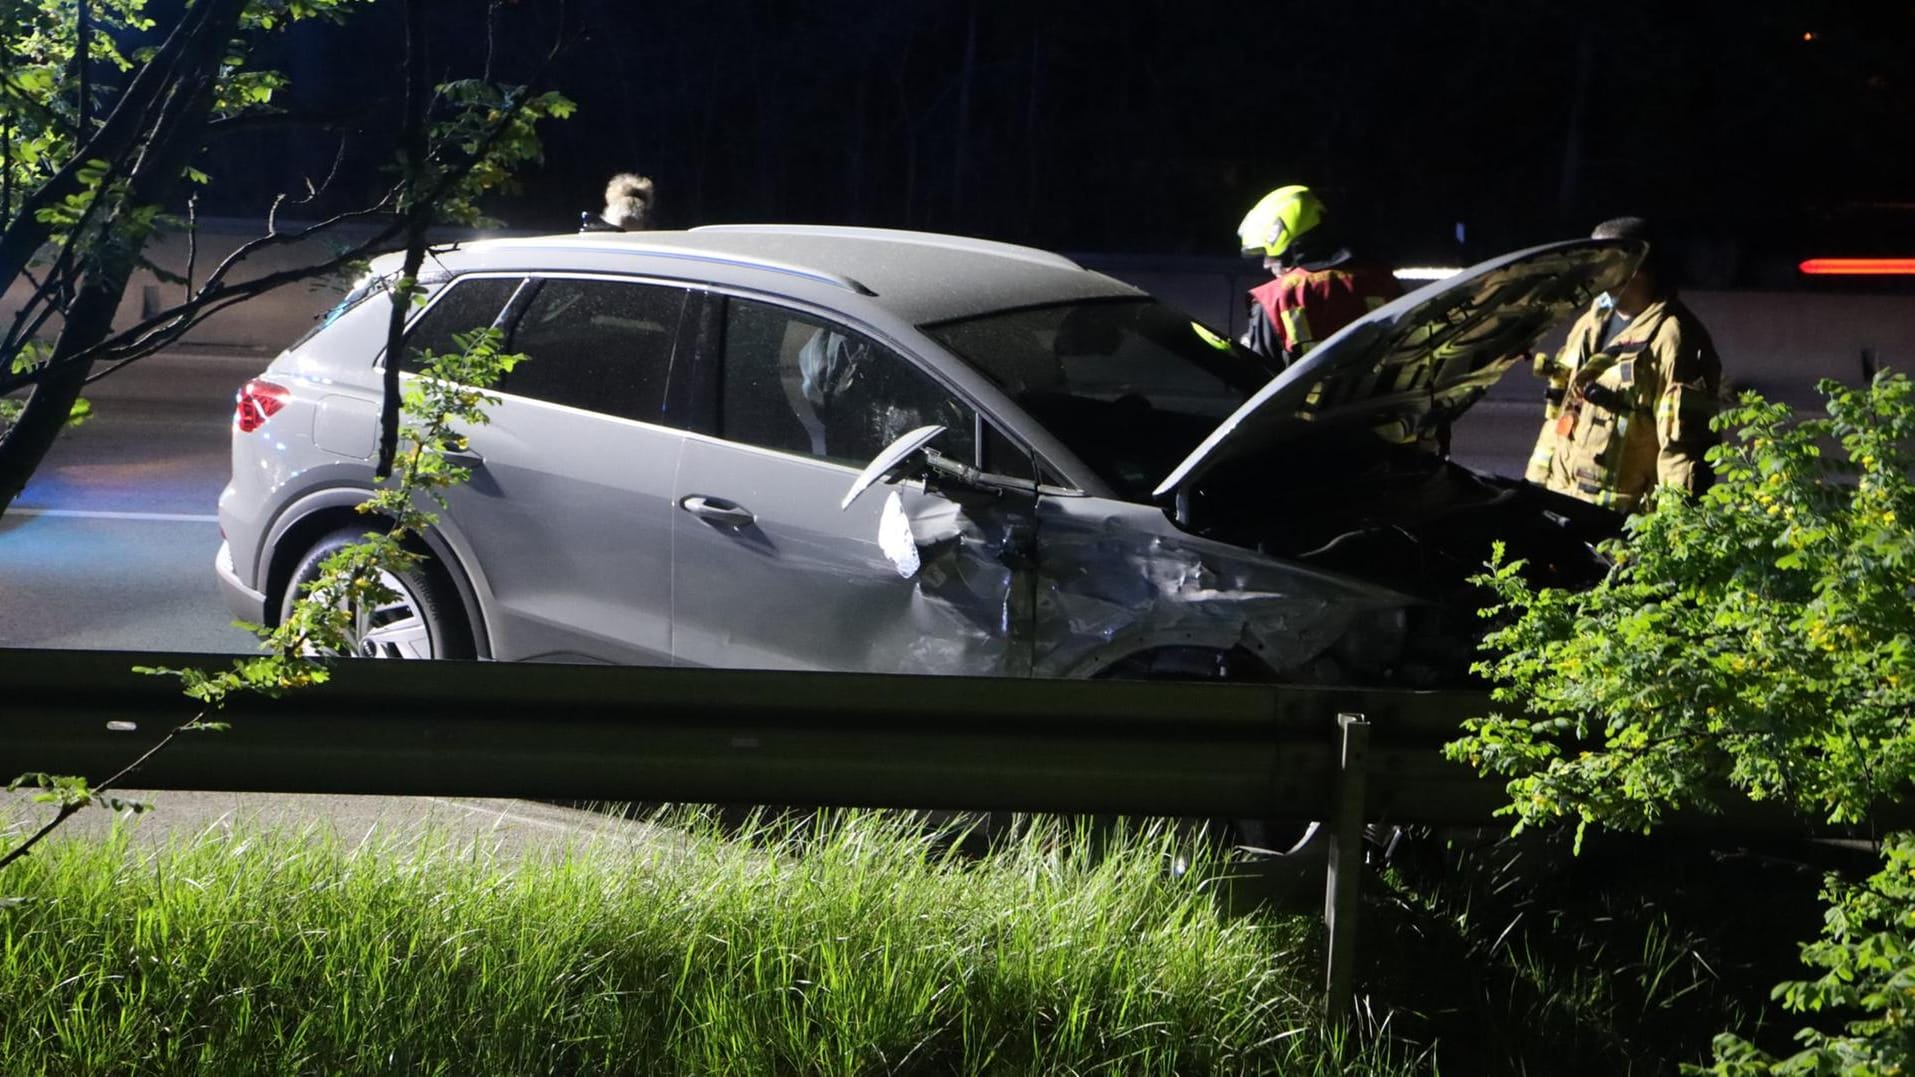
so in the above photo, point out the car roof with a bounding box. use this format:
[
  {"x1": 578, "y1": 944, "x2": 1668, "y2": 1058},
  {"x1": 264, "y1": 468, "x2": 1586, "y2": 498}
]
[{"x1": 407, "y1": 225, "x2": 1146, "y2": 325}]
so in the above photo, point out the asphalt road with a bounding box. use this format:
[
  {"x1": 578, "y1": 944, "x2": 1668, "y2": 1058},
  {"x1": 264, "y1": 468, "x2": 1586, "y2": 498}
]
[{"x1": 0, "y1": 350, "x2": 264, "y2": 653}]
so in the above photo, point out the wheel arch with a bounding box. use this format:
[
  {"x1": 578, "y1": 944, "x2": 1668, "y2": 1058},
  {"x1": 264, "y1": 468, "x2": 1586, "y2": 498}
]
[
  {"x1": 1087, "y1": 644, "x2": 1281, "y2": 683},
  {"x1": 259, "y1": 490, "x2": 493, "y2": 658}
]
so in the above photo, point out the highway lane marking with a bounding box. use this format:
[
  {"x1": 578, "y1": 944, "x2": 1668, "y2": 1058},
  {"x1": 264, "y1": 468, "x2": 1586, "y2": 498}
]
[
  {"x1": 421, "y1": 797, "x2": 685, "y2": 851},
  {"x1": 424, "y1": 797, "x2": 624, "y2": 836},
  {"x1": 8, "y1": 507, "x2": 218, "y2": 523}
]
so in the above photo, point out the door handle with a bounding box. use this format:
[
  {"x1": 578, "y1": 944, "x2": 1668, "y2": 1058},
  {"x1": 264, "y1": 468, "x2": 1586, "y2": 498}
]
[
  {"x1": 437, "y1": 437, "x2": 484, "y2": 466},
  {"x1": 679, "y1": 494, "x2": 756, "y2": 528}
]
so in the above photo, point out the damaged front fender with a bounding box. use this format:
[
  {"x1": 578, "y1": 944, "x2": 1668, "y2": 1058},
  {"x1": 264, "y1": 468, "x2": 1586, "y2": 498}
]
[
  {"x1": 879, "y1": 484, "x2": 1417, "y2": 683},
  {"x1": 1026, "y1": 497, "x2": 1415, "y2": 681}
]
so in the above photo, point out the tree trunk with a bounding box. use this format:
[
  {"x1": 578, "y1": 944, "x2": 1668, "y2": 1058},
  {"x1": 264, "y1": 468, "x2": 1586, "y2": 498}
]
[
  {"x1": 1022, "y1": 29, "x2": 1041, "y2": 238},
  {"x1": 76, "y1": 0, "x2": 92, "y2": 129},
  {"x1": 0, "y1": 0, "x2": 247, "y2": 516},
  {"x1": 848, "y1": 74, "x2": 867, "y2": 221},
  {"x1": 951, "y1": 0, "x2": 978, "y2": 228},
  {"x1": 376, "y1": 0, "x2": 433, "y2": 480}
]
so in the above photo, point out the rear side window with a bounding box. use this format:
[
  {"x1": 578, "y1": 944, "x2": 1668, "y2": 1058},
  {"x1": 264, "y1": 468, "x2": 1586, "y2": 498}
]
[
  {"x1": 507, "y1": 278, "x2": 689, "y2": 423},
  {"x1": 719, "y1": 298, "x2": 977, "y2": 466},
  {"x1": 401, "y1": 276, "x2": 523, "y2": 372}
]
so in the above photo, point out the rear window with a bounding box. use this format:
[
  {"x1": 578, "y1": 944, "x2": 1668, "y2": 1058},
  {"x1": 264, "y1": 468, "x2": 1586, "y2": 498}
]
[{"x1": 289, "y1": 272, "x2": 390, "y2": 350}]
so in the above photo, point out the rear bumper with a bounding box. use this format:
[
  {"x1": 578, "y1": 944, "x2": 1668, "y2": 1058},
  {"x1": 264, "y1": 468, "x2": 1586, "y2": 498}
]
[{"x1": 215, "y1": 540, "x2": 268, "y2": 623}]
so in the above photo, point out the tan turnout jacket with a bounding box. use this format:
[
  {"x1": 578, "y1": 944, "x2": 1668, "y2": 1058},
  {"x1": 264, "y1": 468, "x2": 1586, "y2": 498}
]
[{"x1": 1524, "y1": 296, "x2": 1722, "y2": 513}]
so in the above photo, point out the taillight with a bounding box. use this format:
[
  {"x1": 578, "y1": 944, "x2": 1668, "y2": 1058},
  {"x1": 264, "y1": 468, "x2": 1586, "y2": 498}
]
[{"x1": 234, "y1": 378, "x2": 289, "y2": 433}]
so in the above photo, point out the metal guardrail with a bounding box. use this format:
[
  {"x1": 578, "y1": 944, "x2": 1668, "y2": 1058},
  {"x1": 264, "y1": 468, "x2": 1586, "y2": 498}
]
[
  {"x1": 0, "y1": 645, "x2": 1880, "y2": 1019},
  {"x1": 2, "y1": 647, "x2": 1490, "y2": 1021},
  {"x1": 0, "y1": 647, "x2": 1504, "y2": 823}
]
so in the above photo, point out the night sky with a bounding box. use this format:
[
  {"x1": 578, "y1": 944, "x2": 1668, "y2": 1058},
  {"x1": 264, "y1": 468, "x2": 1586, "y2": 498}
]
[{"x1": 192, "y1": 0, "x2": 1915, "y2": 289}]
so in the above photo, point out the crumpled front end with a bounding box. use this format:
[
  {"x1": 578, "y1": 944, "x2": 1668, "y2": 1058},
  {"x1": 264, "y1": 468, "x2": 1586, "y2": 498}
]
[
  {"x1": 870, "y1": 484, "x2": 1411, "y2": 683},
  {"x1": 1026, "y1": 497, "x2": 1414, "y2": 682}
]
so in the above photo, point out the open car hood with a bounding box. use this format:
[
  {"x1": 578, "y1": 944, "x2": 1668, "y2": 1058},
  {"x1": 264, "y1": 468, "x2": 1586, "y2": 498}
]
[{"x1": 1152, "y1": 238, "x2": 1642, "y2": 501}]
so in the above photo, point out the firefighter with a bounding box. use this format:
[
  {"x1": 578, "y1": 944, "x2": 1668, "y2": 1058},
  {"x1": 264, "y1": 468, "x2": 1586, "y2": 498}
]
[
  {"x1": 1525, "y1": 216, "x2": 1722, "y2": 513},
  {"x1": 1236, "y1": 185, "x2": 1401, "y2": 370}
]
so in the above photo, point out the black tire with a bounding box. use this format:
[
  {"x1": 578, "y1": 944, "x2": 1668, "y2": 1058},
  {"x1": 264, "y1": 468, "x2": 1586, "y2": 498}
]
[
  {"x1": 1091, "y1": 647, "x2": 1320, "y2": 863},
  {"x1": 278, "y1": 526, "x2": 474, "y2": 659}
]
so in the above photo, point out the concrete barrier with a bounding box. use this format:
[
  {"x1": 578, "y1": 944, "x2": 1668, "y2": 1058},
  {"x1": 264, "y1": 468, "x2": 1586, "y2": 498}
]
[
  {"x1": 0, "y1": 217, "x2": 527, "y2": 356},
  {"x1": 7, "y1": 221, "x2": 1909, "y2": 410},
  {"x1": 1066, "y1": 253, "x2": 1914, "y2": 410}
]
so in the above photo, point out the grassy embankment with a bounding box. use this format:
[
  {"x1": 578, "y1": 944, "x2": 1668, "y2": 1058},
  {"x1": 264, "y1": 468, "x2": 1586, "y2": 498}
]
[{"x1": 0, "y1": 807, "x2": 1413, "y2": 1075}]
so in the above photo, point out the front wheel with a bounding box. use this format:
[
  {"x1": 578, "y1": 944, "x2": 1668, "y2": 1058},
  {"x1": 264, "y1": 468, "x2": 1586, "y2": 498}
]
[
  {"x1": 1093, "y1": 647, "x2": 1320, "y2": 865},
  {"x1": 278, "y1": 527, "x2": 474, "y2": 659}
]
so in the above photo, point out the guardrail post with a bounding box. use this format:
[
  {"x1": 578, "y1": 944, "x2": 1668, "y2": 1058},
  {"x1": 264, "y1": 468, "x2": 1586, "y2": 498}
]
[{"x1": 1324, "y1": 711, "x2": 1369, "y2": 1023}]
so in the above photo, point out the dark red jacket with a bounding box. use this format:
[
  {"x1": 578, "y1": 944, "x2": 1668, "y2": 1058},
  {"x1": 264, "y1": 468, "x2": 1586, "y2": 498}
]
[{"x1": 1244, "y1": 256, "x2": 1401, "y2": 368}]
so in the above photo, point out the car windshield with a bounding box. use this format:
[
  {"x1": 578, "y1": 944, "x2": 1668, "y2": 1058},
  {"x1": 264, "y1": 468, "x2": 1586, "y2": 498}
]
[{"x1": 924, "y1": 299, "x2": 1273, "y2": 500}]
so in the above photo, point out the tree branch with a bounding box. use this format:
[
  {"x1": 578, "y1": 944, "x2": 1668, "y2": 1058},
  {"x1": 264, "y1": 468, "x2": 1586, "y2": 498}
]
[
  {"x1": 0, "y1": 0, "x2": 231, "y2": 291},
  {"x1": 203, "y1": 105, "x2": 373, "y2": 139},
  {"x1": 0, "y1": 704, "x2": 214, "y2": 872},
  {"x1": 73, "y1": 222, "x2": 411, "y2": 374},
  {"x1": 0, "y1": 802, "x2": 82, "y2": 873},
  {"x1": 377, "y1": 0, "x2": 434, "y2": 479}
]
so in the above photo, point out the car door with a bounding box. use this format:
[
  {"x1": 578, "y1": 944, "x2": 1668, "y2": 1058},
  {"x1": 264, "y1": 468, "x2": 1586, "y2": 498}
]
[
  {"x1": 670, "y1": 294, "x2": 1037, "y2": 675},
  {"x1": 405, "y1": 273, "x2": 690, "y2": 664}
]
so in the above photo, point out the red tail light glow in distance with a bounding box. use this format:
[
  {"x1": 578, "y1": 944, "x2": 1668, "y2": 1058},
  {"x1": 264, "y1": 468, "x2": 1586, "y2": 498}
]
[{"x1": 1798, "y1": 258, "x2": 1915, "y2": 276}]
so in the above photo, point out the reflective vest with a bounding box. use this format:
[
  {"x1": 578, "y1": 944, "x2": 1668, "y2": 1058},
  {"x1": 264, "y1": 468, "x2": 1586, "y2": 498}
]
[{"x1": 1248, "y1": 258, "x2": 1401, "y2": 365}]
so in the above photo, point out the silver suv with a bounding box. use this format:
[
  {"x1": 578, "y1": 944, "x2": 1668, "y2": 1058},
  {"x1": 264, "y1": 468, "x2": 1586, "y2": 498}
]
[{"x1": 216, "y1": 225, "x2": 1631, "y2": 684}]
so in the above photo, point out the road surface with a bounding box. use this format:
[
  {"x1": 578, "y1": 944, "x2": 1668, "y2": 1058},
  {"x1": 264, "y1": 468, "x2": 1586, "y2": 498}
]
[{"x1": 1, "y1": 350, "x2": 263, "y2": 652}]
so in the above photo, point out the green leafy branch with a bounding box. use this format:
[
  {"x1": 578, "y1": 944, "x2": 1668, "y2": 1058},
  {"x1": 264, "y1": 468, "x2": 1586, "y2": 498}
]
[
  {"x1": 1445, "y1": 373, "x2": 1915, "y2": 1071},
  {"x1": 1449, "y1": 374, "x2": 1915, "y2": 838},
  {"x1": 1, "y1": 321, "x2": 521, "y2": 874}
]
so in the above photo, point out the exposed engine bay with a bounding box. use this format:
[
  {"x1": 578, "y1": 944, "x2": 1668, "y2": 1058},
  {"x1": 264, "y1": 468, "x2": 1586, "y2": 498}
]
[{"x1": 1175, "y1": 428, "x2": 1622, "y2": 686}]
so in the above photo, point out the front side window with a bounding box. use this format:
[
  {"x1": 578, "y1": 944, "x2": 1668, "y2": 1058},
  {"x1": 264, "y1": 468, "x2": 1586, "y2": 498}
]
[
  {"x1": 925, "y1": 299, "x2": 1268, "y2": 499},
  {"x1": 506, "y1": 278, "x2": 688, "y2": 423},
  {"x1": 720, "y1": 298, "x2": 977, "y2": 466},
  {"x1": 982, "y1": 422, "x2": 1035, "y2": 480}
]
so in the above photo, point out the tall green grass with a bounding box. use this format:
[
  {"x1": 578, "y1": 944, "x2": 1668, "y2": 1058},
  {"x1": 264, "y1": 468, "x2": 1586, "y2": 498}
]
[{"x1": 0, "y1": 807, "x2": 1409, "y2": 1075}]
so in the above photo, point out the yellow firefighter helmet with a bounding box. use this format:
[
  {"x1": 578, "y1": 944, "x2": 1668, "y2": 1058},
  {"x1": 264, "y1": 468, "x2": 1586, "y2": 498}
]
[{"x1": 1237, "y1": 185, "x2": 1325, "y2": 259}]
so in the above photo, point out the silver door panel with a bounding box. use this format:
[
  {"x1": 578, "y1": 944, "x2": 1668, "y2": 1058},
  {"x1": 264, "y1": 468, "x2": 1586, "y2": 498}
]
[
  {"x1": 442, "y1": 394, "x2": 680, "y2": 664},
  {"x1": 670, "y1": 436, "x2": 1033, "y2": 675}
]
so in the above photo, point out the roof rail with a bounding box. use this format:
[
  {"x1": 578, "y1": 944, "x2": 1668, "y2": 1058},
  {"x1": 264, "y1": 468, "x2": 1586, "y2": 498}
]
[
  {"x1": 484, "y1": 235, "x2": 878, "y2": 296},
  {"x1": 690, "y1": 224, "x2": 1086, "y2": 271}
]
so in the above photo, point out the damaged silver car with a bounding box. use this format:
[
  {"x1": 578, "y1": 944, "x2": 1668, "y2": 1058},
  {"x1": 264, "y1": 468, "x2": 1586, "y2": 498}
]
[{"x1": 216, "y1": 225, "x2": 1632, "y2": 685}]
